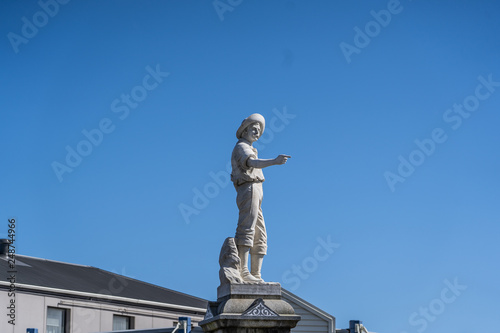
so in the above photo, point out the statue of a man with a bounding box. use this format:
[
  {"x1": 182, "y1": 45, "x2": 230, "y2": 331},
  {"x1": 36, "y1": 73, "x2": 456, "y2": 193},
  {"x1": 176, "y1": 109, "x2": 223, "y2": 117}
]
[{"x1": 231, "y1": 113, "x2": 290, "y2": 282}]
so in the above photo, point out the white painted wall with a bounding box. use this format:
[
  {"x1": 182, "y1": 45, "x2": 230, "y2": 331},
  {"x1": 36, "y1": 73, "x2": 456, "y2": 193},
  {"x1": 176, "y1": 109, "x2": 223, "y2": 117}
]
[
  {"x1": 290, "y1": 303, "x2": 330, "y2": 333},
  {"x1": 282, "y1": 290, "x2": 335, "y2": 333},
  {"x1": 0, "y1": 290, "x2": 204, "y2": 333}
]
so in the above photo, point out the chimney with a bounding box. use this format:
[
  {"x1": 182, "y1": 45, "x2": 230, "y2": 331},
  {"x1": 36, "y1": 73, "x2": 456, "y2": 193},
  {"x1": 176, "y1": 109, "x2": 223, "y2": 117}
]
[
  {"x1": 350, "y1": 320, "x2": 362, "y2": 333},
  {"x1": 0, "y1": 239, "x2": 10, "y2": 256}
]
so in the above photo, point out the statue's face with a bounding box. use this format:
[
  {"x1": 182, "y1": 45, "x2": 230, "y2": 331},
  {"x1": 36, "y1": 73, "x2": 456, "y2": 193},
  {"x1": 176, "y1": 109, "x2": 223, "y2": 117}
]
[{"x1": 242, "y1": 123, "x2": 261, "y2": 143}]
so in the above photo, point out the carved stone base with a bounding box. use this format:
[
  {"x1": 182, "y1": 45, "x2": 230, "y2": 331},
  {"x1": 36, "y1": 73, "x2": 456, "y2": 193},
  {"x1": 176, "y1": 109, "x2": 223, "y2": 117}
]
[{"x1": 200, "y1": 283, "x2": 301, "y2": 333}]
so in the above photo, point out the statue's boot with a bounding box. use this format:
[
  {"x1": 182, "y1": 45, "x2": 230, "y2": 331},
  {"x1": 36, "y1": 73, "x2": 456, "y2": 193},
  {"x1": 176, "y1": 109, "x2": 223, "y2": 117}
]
[
  {"x1": 237, "y1": 245, "x2": 260, "y2": 282},
  {"x1": 251, "y1": 254, "x2": 265, "y2": 282}
]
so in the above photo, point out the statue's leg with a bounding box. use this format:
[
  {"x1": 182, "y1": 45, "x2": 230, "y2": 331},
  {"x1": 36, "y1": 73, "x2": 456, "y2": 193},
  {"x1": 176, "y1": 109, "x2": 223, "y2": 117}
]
[
  {"x1": 234, "y1": 183, "x2": 260, "y2": 282},
  {"x1": 250, "y1": 183, "x2": 266, "y2": 282},
  {"x1": 237, "y1": 245, "x2": 259, "y2": 282},
  {"x1": 250, "y1": 254, "x2": 264, "y2": 282},
  {"x1": 235, "y1": 183, "x2": 257, "y2": 247}
]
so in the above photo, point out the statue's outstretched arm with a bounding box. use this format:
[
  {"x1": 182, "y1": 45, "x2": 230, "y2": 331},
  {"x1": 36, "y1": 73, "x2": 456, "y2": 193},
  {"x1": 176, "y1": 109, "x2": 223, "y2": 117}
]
[{"x1": 247, "y1": 155, "x2": 291, "y2": 169}]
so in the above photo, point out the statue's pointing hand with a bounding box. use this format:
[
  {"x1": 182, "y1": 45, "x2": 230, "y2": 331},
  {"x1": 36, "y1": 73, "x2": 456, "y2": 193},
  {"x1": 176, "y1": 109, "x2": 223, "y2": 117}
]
[{"x1": 275, "y1": 155, "x2": 291, "y2": 165}]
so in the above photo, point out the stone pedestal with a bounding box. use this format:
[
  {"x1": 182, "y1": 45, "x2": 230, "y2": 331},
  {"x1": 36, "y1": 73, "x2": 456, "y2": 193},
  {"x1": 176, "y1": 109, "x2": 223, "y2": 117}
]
[{"x1": 200, "y1": 283, "x2": 301, "y2": 333}]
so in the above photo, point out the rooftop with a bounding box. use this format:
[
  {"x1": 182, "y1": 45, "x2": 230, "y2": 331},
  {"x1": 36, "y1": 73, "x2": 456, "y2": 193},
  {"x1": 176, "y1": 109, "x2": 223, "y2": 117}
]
[{"x1": 0, "y1": 253, "x2": 207, "y2": 312}]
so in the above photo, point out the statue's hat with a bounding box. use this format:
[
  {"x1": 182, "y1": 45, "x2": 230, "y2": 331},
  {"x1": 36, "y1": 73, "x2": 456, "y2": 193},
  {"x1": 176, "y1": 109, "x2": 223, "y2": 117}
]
[{"x1": 236, "y1": 113, "x2": 266, "y2": 139}]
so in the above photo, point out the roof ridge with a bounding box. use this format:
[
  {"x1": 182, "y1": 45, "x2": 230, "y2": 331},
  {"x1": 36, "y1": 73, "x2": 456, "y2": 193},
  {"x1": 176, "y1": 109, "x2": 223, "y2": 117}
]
[
  {"x1": 282, "y1": 288, "x2": 334, "y2": 319},
  {"x1": 17, "y1": 254, "x2": 92, "y2": 268},
  {"x1": 92, "y1": 266, "x2": 207, "y2": 302}
]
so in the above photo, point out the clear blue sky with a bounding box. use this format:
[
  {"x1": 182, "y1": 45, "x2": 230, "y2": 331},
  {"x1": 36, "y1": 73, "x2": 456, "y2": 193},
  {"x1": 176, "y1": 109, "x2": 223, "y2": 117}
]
[{"x1": 2, "y1": 0, "x2": 499, "y2": 332}]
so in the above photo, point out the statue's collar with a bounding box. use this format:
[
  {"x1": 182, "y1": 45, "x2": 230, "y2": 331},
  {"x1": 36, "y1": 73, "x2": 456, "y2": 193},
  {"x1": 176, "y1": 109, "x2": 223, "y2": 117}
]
[{"x1": 239, "y1": 138, "x2": 252, "y2": 146}]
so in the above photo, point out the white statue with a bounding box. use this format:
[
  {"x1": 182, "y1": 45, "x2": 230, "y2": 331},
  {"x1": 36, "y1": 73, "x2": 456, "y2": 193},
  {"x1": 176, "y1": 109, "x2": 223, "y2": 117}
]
[{"x1": 230, "y1": 113, "x2": 290, "y2": 282}]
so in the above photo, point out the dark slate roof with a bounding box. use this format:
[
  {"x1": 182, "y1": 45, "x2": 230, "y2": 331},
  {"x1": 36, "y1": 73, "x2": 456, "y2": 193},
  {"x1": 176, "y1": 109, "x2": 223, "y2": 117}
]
[{"x1": 0, "y1": 254, "x2": 207, "y2": 311}]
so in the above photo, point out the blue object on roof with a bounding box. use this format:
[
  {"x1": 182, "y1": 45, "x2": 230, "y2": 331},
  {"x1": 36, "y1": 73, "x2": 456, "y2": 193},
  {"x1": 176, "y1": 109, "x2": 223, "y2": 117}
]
[
  {"x1": 179, "y1": 317, "x2": 191, "y2": 333},
  {"x1": 350, "y1": 320, "x2": 362, "y2": 332}
]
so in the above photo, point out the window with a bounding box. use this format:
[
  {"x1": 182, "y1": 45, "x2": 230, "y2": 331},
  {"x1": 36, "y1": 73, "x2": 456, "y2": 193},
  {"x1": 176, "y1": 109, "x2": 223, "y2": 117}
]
[
  {"x1": 113, "y1": 315, "x2": 134, "y2": 330},
  {"x1": 47, "y1": 307, "x2": 69, "y2": 333}
]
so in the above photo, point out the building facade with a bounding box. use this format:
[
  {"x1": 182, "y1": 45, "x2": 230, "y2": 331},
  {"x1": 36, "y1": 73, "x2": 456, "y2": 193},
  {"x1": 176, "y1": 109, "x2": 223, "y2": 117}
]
[{"x1": 0, "y1": 254, "x2": 206, "y2": 333}]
